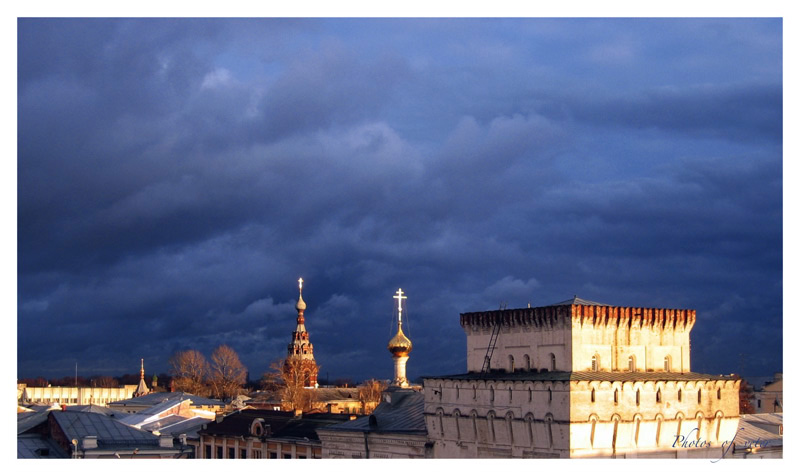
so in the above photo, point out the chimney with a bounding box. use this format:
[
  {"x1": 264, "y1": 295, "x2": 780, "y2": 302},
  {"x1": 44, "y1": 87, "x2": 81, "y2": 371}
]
[{"x1": 82, "y1": 436, "x2": 98, "y2": 449}]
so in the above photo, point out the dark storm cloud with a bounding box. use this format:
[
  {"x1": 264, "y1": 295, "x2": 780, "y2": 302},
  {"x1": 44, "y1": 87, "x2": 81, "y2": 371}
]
[{"x1": 17, "y1": 18, "x2": 782, "y2": 382}]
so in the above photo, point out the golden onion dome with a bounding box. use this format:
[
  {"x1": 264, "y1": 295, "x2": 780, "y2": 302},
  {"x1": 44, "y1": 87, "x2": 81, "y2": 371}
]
[
  {"x1": 388, "y1": 327, "x2": 412, "y2": 355},
  {"x1": 296, "y1": 295, "x2": 307, "y2": 311}
]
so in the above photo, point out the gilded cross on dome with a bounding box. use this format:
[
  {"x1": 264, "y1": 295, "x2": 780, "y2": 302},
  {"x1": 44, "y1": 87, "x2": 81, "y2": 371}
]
[
  {"x1": 298, "y1": 277, "x2": 303, "y2": 293},
  {"x1": 394, "y1": 288, "x2": 407, "y2": 325}
]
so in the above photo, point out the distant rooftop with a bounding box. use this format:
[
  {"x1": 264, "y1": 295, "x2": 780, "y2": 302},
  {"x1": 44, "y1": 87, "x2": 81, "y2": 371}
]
[
  {"x1": 548, "y1": 296, "x2": 611, "y2": 307},
  {"x1": 109, "y1": 391, "x2": 223, "y2": 408},
  {"x1": 320, "y1": 388, "x2": 425, "y2": 434},
  {"x1": 50, "y1": 411, "x2": 161, "y2": 449}
]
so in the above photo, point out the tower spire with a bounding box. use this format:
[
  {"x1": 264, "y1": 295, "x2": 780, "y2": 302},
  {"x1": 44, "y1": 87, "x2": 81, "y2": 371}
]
[
  {"x1": 388, "y1": 288, "x2": 412, "y2": 388},
  {"x1": 133, "y1": 358, "x2": 150, "y2": 397},
  {"x1": 286, "y1": 277, "x2": 318, "y2": 388}
]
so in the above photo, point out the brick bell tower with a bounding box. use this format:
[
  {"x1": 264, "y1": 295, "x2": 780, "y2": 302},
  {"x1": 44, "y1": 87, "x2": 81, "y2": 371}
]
[{"x1": 285, "y1": 278, "x2": 319, "y2": 388}]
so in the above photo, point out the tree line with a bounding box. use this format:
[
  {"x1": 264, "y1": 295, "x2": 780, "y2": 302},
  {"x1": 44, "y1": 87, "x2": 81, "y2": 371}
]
[{"x1": 169, "y1": 345, "x2": 248, "y2": 400}]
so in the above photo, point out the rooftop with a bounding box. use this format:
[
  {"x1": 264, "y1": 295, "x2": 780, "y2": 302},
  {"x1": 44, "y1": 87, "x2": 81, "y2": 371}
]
[
  {"x1": 109, "y1": 391, "x2": 223, "y2": 408},
  {"x1": 198, "y1": 409, "x2": 354, "y2": 442},
  {"x1": 50, "y1": 411, "x2": 162, "y2": 449},
  {"x1": 319, "y1": 388, "x2": 425, "y2": 434}
]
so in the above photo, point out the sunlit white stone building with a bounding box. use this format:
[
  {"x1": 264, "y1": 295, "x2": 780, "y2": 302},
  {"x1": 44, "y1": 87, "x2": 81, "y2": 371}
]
[{"x1": 423, "y1": 297, "x2": 741, "y2": 458}]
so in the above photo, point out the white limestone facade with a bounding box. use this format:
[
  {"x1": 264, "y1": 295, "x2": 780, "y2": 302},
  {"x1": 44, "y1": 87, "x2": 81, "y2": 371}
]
[
  {"x1": 463, "y1": 299, "x2": 693, "y2": 374},
  {"x1": 424, "y1": 298, "x2": 741, "y2": 458}
]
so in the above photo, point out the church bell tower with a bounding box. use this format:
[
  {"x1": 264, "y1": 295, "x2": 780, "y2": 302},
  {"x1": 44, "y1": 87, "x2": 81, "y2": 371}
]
[{"x1": 285, "y1": 278, "x2": 319, "y2": 388}]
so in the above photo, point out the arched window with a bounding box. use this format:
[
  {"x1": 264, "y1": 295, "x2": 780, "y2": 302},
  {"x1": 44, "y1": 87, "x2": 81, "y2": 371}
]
[
  {"x1": 698, "y1": 389, "x2": 702, "y2": 404},
  {"x1": 508, "y1": 387, "x2": 513, "y2": 402},
  {"x1": 487, "y1": 411, "x2": 496, "y2": 442},
  {"x1": 696, "y1": 415, "x2": 703, "y2": 441},
  {"x1": 590, "y1": 415, "x2": 598, "y2": 448},
  {"x1": 628, "y1": 355, "x2": 636, "y2": 372},
  {"x1": 524, "y1": 354, "x2": 531, "y2": 371},
  {"x1": 655, "y1": 415, "x2": 663, "y2": 445},
  {"x1": 524, "y1": 413, "x2": 535, "y2": 446},
  {"x1": 436, "y1": 408, "x2": 445, "y2": 436},
  {"x1": 545, "y1": 415, "x2": 554, "y2": 449},
  {"x1": 470, "y1": 411, "x2": 478, "y2": 441},
  {"x1": 714, "y1": 412, "x2": 724, "y2": 442},
  {"x1": 456, "y1": 385, "x2": 460, "y2": 400},
  {"x1": 591, "y1": 388, "x2": 596, "y2": 403},
  {"x1": 472, "y1": 385, "x2": 477, "y2": 400},
  {"x1": 528, "y1": 387, "x2": 533, "y2": 402},
  {"x1": 549, "y1": 353, "x2": 556, "y2": 371},
  {"x1": 548, "y1": 387, "x2": 552, "y2": 402},
  {"x1": 591, "y1": 354, "x2": 598, "y2": 371},
  {"x1": 678, "y1": 388, "x2": 682, "y2": 402},
  {"x1": 634, "y1": 415, "x2": 642, "y2": 446},
  {"x1": 505, "y1": 412, "x2": 514, "y2": 444},
  {"x1": 490, "y1": 386, "x2": 495, "y2": 402},
  {"x1": 509, "y1": 355, "x2": 515, "y2": 373},
  {"x1": 664, "y1": 355, "x2": 671, "y2": 372},
  {"x1": 453, "y1": 409, "x2": 462, "y2": 440},
  {"x1": 656, "y1": 388, "x2": 662, "y2": 403},
  {"x1": 438, "y1": 384, "x2": 443, "y2": 401},
  {"x1": 636, "y1": 389, "x2": 640, "y2": 406},
  {"x1": 717, "y1": 388, "x2": 721, "y2": 400},
  {"x1": 614, "y1": 388, "x2": 619, "y2": 404}
]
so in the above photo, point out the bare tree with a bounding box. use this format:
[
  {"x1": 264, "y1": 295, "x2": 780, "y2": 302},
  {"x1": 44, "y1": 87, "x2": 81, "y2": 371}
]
[
  {"x1": 271, "y1": 358, "x2": 319, "y2": 412},
  {"x1": 738, "y1": 377, "x2": 756, "y2": 414},
  {"x1": 169, "y1": 349, "x2": 210, "y2": 396},
  {"x1": 209, "y1": 345, "x2": 248, "y2": 401},
  {"x1": 358, "y1": 379, "x2": 387, "y2": 414},
  {"x1": 94, "y1": 376, "x2": 119, "y2": 387}
]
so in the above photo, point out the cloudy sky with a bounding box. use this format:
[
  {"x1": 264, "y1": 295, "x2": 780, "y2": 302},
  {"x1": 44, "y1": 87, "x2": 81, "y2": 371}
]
[{"x1": 17, "y1": 18, "x2": 782, "y2": 383}]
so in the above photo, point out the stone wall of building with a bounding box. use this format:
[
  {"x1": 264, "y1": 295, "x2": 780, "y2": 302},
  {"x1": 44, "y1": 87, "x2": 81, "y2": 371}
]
[
  {"x1": 461, "y1": 308, "x2": 572, "y2": 373},
  {"x1": 423, "y1": 376, "x2": 572, "y2": 458},
  {"x1": 570, "y1": 305, "x2": 694, "y2": 373}
]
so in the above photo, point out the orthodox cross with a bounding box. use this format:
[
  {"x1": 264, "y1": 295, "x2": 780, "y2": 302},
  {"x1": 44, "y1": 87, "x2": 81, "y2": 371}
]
[
  {"x1": 394, "y1": 288, "x2": 407, "y2": 326},
  {"x1": 298, "y1": 277, "x2": 303, "y2": 293}
]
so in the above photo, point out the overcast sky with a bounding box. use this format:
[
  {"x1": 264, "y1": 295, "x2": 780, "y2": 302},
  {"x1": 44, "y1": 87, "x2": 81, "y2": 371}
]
[{"x1": 17, "y1": 18, "x2": 782, "y2": 383}]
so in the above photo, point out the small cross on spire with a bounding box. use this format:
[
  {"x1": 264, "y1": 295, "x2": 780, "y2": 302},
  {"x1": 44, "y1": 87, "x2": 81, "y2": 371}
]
[
  {"x1": 394, "y1": 288, "x2": 407, "y2": 312},
  {"x1": 298, "y1": 277, "x2": 303, "y2": 293},
  {"x1": 394, "y1": 288, "x2": 407, "y2": 326}
]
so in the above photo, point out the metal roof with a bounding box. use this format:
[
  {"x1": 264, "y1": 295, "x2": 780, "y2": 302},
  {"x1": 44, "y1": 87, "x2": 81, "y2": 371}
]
[
  {"x1": 65, "y1": 404, "x2": 128, "y2": 419},
  {"x1": 17, "y1": 434, "x2": 68, "y2": 459},
  {"x1": 424, "y1": 370, "x2": 739, "y2": 383},
  {"x1": 51, "y1": 411, "x2": 161, "y2": 449},
  {"x1": 198, "y1": 409, "x2": 353, "y2": 442},
  {"x1": 17, "y1": 410, "x2": 51, "y2": 435},
  {"x1": 548, "y1": 296, "x2": 611, "y2": 307},
  {"x1": 148, "y1": 416, "x2": 209, "y2": 439},
  {"x1": 109, "y1": 391, "x2": 223, "y2": 408},
  {"x1": 321, "y1": 388, "x2": 426, "y2": 434},
  {"x1": 734, "y1": 413, "x2": 782, "y2": 448}
]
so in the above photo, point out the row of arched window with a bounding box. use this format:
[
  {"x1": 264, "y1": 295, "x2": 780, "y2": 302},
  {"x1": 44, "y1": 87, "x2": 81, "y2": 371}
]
[
  {"x1": 434, "y1": 408, "x2": 556, "y2": 449},
  {"x1": 505, "y1": 353, "x2": 557, "y2": 372},
  {"x1": 437, "y1": 381, "x2": 723, "y2": 405},
  {"x1": 587, "y1": 411, "x2": 726, "y2": 449},
  {"x1": 589, "y1": 354, "x2": 674, "y2": 372}
]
